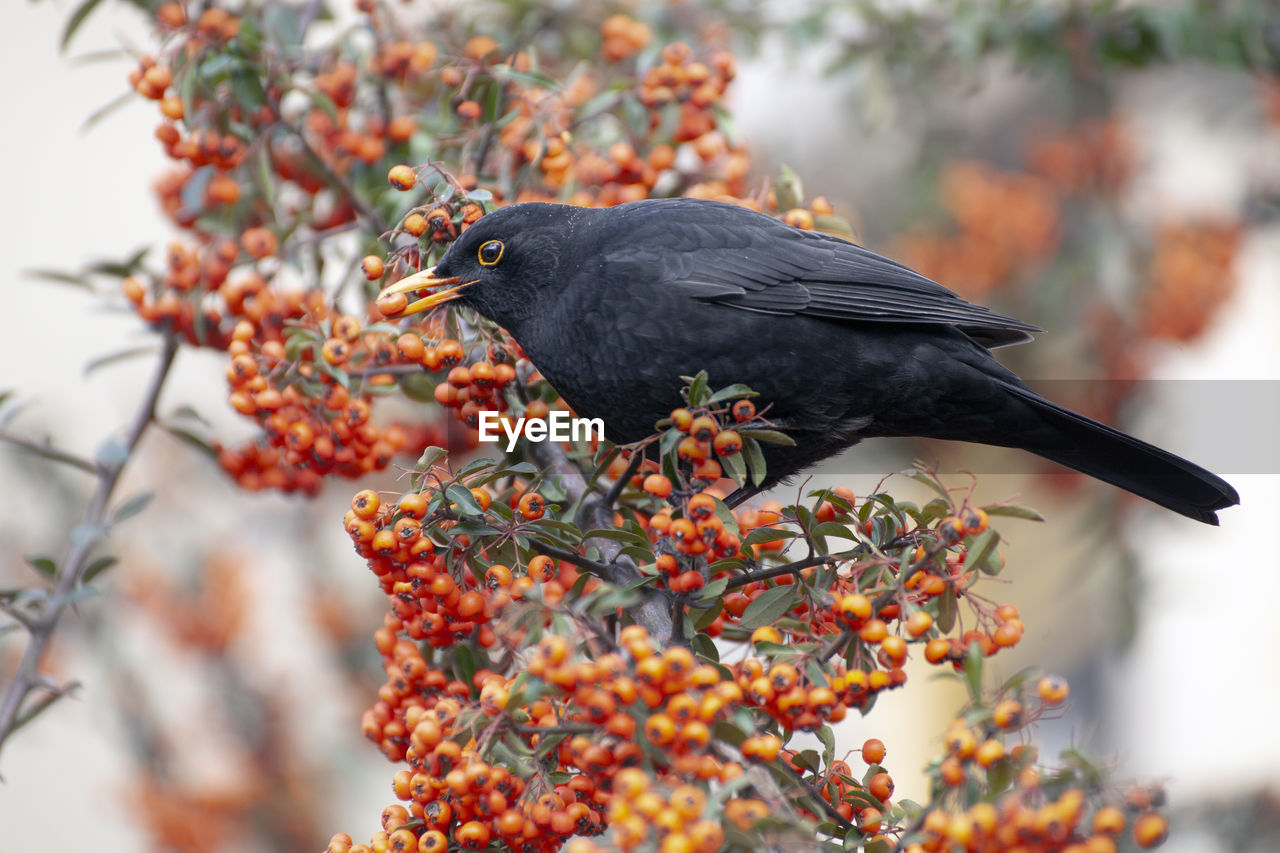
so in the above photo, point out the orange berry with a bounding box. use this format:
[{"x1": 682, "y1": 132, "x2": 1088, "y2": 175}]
[
  {"x1": 1038, "y1": 674, "x2": 1070, "y2": 705},
  {"x1": 861, "y1": 738, "x2": 886, "y2": 764},
  {"x1": 906, "y1": 610, "x2": 933, "y2": 637},
  {"x1": 992, "y1": 698, "x2": 1023, "y2": 729},
  {"x1": 644, "y1": 474, "x2": 673, "y2": 498},
  {"x1": 1132, "y1": 813, "x2": 1168, "y2": 848},
  {"x1": 670, "y1": 408, "x2": 694, "y2": 431},
  {"x1": 362, "y1": 255, "x2": 386, "y2": 280},
  {"x1": 403, "y1": 213, "x2": 428, "y2": 236},
  {"x1": 388, "y1": 164, "x2": 417, "y2": 190},
  {"x1": 867, "y1": 771, "x2": 894, "y2": 802},
  {"x1": 731, "y1": 399, "x2": 755, "y2": 421},
  {"x1": 240, "y1": 226, "x2": 277, "y2": 259},
  {"x1": 518, "y1": 492, "x2": 546, "y2": 520},
  {"x1": 712, "y1": 429, "x2": 742, "y2": 456}
]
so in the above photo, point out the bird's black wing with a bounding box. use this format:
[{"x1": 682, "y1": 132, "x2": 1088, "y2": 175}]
[{"x1": 609, "y1": 199, "x2": 1042, "y2": 348}]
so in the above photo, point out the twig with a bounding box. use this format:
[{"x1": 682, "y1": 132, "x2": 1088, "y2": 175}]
[
  {"x1": 529, "y1": 540, "x2": 611, "y2": 578},
  {"x1": 282, "y1": 120, "x2": 390, "y2": 235},
  {"x1": 602, "y1": 450, "x2": 642, "y2": 509},
  {"x1": 0, "y1": 333, "x2": 179, "y2": 754},
  {"x1": 528, "y1": 441, "x2": 676, "y2": 643},
  {"x1": 724, "y1": 553, "x2": 851, "y2": 591}
]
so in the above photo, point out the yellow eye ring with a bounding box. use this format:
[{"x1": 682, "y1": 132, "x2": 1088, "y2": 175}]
[{"x1": 478, "y1": 240, "x2": 504, "y2": 266}]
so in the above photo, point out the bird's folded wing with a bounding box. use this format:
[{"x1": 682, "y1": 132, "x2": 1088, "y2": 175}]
[{"x1": 651, "y1": 221, "x2": 1043, "y2": 349}]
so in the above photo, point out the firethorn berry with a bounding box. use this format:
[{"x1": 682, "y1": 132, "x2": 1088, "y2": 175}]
[
  {"x1": 670, "y1": 408, "x2": 694, "y2": 431},
  {"x1": 992, "y1": 698, "x2": 1023, "y2": 729},
  {"x1": 387, "y1": 164, "x2": 416, "y2": 190},
  {"x1": 906, "y1": 610, "x2": 933, "y2": 637},
  {"x1": 395, "y1": 333, "x2": 425, "y2": 362},
  {"x1": 322, "y1": 338, "x2": 352, "y2": 365},
  {"x1": 938, "y1": 515, "x2": 965, "y2": 545},
  {"x1": 750, "y1": 625, "x2": 782, "y2": 645},
  {"x1": 1132, "y1": 812, "x2": 1168, "y2": 848},
  {"x1": 731, "y1": 399, "x2": 755, "y2": 421},
  {"x1": 689, "y1": 415, "x2": 718, "y2": 442},
  {"x1": 643, "y1": 473, "x2": 673, "y2": 498},
  {"x1": 867, "y1": 771, "x2": 894, "y2": 801},
  {"x1": 839, "y1": 593, "x2": 872, "y2": 624},
  {"x1": 859, "y1": 618, "x2": 888, "y2": 644},
  {"x1": 361, "y1": 255, "x2": 385, "y2": 280},
  {"x1": 687, "y1": 492, "x2": 716, "y2": 520},
  {"x1": 975, "y1": 738, "x2": 1005, "y2": 768},
  {"x1": 352, "y1": 489, "x2": 380, "y2": 519},
  {"x1": 961, "y1": 506, "x2": 989, "y2": 534},
  {"x1": 417, "y1": 830, "x2": 447, "y2": 853},
  {"x1": 862, "y1": 737, "x2": 886, "y2": 764},
  {"x1": 1038, "y1": 674, "x2": 1070, "y2": 705},
  {"x1": 712, "y1": 429, "x2": 742, "y2": 456},
  {"x1": 677, "y1": 436, "x2": 708, "y2": 462},
  {"x1": 527, "y1": 555, "x2": 556, "y2": 582},
  {"x1": 240, "y1": 226, "x2": 277, "y2": 258},
  {"x1": 403, "y1": 213, "x2": 428, "y2": 236},
  {"x1": 518, "y1": 492, "x2": 546, "y2": 519},
  {"x1": 1093, "y1": 805, "x2": 1126, "y2": 836}
]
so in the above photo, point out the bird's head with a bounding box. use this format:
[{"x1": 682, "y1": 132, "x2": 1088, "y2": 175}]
[{"x1": 376, "y1": 203, "x2": 594, "y2": 331}]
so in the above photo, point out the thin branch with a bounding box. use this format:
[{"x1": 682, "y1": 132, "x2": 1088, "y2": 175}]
[
  {"x1": 529, "y1": 540, "x2": 611, "y2": 578},
  {"x1": 602, "y1": 450, "x2": 643, "y2": 509},
  {"x1": 282, "y1": 120, "x2": 389, "y2": 235},
  {"x1": 725, "y1": 553, "x2": 849, "y2": 591},
  {"x1": 528, "y1": 440, "x2": 676, "y2": 643},
  {"x1": 0, "y1": 333, "x2": 179, "y2": 754}
]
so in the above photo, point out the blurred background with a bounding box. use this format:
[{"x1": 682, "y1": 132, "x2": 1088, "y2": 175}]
[{"x1": 2, "y1": 0, "x2": 1278, "y2": 850}]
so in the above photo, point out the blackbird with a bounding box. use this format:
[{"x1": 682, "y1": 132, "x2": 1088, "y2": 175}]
[{"x1": 380, "y1": 197, "x2": 1238, "y2": 525}]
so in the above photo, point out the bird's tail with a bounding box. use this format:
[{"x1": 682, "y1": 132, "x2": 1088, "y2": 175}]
[{"x1": 999, "y1": 384, "x2": 1239, "y2": 525}]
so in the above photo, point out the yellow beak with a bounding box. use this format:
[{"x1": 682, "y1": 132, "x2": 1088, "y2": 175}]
[{"x1": 376, "y1": 267, "x2": 476, "y2": 317}]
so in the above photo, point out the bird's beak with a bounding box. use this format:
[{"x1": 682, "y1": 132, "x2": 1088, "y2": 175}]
[{"x1": 376, "y1": 267, "x2": 477, "y2": 317}]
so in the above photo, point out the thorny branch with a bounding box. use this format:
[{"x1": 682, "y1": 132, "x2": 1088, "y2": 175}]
[{"x1": 0, "y1": 333, "x2": 179, "y2": 755}]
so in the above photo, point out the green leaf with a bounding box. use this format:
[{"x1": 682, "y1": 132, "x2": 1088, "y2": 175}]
[
  {"x1": 83, "y1": 555, "x2": 119, "y2": 583},
  {"x1": 741, "y1": 527, "x2": 796, "y2": 548},
  {"x1": 936, "y1": 585, "x2": 958, "y2": 633},
  {"x1": 158, "y1": 424, "x2": 218, "y2": 460},
  {"x1": 417, "y1": 446, "x2": 449, "y2": 472},
  {"x1": 697, "y1": 576, "x2": 729, "y2": 602},
  {"x1": 685, "y1": 371, "x2": 710, "y2": 407},
  {"x1": 583, "y1": 527, "x2": 648, "y2": 547},
  {"x1": 963, "y1": 529, "x2": 1001, "y2": 575},
  {"x1": 84, "y1": 345, "x2": 157, "y2": 376},
  {"x1": 230, "y1": 69, "x2": 266, "y2": 111},
  {"x1": 817, "y1": 724, "x2": 836, "y2": 765},
  {"x1": 742, "y1": 436, "x2": 767, "y2": 487},
  {"x1": 690, "y1": 632, "x2": 719, "y2": 663},
  {"x1": 983, "y1": 503, "x2": 1045, "y2": 522},
  {"x1": 964, "y1": 640, "x2": 984, "y2": 699},
  {"x1": 446, "y1": 484, "x2": 483, "y2": 516},
  {"x1": 25, "y1": 554, "x2": 57, "y2": 579},
  {"x1": 738, "y1": 584, "x2": 799, "y2": 631},
  {"x1": 720, "y1": 448, "x2": 747, "y2": 485},
  {"x1": 707, "y1": 383, "x2": 758, "y2": 404},
  {"x1": 25, "y1": 269, "x2": 93, "y2": 290},
  {"x1": 738, "y1": 428, "x2": 796, "y2": 446},
  {"x1": 900, "y1": 467, "x2": 951, "y2": 501},
  {"x1": 112, "y1": 491, "x2": 154, "y2": 524},
  {"x1": 693, "y1": 599, "x2": 723, "y2": 631},
  {"x1": 61, "y1": 0, "x2": 106, "y2": 52}
]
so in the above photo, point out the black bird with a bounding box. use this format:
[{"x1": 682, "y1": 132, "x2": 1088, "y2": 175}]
[{"x1": 380, "y1": 197, "x2": 1238, "y2": 525}]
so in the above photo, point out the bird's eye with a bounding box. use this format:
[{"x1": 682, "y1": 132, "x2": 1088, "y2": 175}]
[{"x1": 477, "y1": 240, "x2": 505, "y2": 267}]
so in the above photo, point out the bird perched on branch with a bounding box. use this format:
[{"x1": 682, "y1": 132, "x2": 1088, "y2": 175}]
[{"x1": 379, "y1": 197, "x2": 1238, "y2": 524}]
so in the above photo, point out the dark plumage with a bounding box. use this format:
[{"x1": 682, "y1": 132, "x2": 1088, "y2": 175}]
[{"x1": 383, "y1": 198, "x2": 1239, "y2": 525}]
